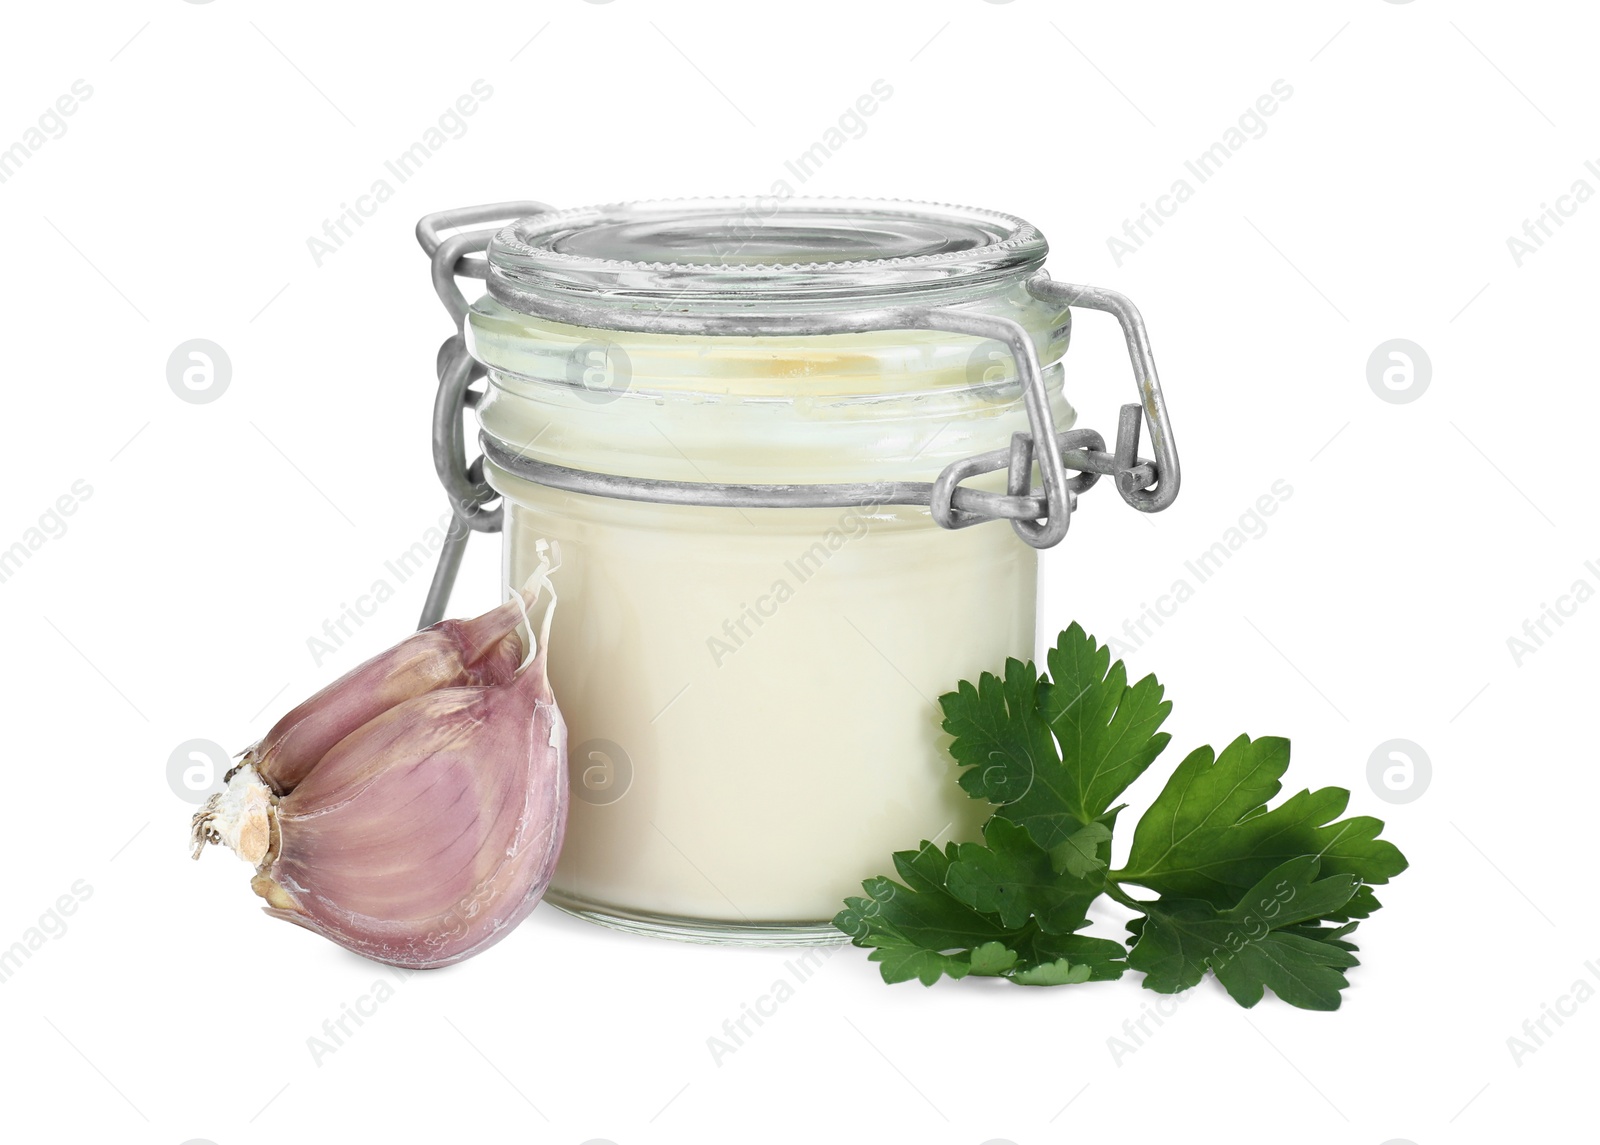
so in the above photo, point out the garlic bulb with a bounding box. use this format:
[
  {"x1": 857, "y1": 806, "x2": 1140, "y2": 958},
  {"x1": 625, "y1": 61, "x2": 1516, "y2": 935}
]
[{"x1": 193, "y1": 559, "x2": 567, "y2": 969}]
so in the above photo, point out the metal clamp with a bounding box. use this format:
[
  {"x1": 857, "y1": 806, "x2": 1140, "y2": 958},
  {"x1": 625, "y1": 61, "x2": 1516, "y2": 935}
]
[
  {"x1": 1026, "y1": 277, "x2": 1180, "y2": 513},
  {"x1": 414, "y1": 203, "x2": 1180, "y2": 628},
  {"x1": 415, "y1": 203, "x2": 552, "y2": 627}
]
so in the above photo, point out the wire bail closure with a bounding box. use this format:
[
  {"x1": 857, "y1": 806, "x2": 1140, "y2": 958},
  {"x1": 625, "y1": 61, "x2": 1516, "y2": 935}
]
[{"x1": 413, "y1": 203, "x2": 1181, "y2": 628}]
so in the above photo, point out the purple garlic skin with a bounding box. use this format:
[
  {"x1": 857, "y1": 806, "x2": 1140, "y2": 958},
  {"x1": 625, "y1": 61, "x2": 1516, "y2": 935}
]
[
  {"x1": 246, "y1": 598, "x2": 530, "y2": 792},
  {"x1": 193, "y1": 574, "x2": 567, "y2": 970},
  {"x1": 254, "y1": 640, "x2": 567, "y2": 969}
]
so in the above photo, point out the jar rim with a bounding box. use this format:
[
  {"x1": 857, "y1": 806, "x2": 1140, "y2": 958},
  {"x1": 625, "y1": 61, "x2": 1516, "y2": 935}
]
[{"x1": 485, "y1": 197, "x2": 1048, "y2": 314}]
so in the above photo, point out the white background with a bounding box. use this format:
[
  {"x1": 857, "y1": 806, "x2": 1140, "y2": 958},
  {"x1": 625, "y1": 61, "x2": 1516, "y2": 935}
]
[{"x1": 0, "y1": 2, "x2": 1592, "y2": 1142}]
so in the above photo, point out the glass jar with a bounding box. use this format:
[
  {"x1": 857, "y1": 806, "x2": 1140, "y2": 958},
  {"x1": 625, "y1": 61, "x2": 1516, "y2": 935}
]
[{"x1": 414, "y1": 198, "x2": 1179, "y2": 945}]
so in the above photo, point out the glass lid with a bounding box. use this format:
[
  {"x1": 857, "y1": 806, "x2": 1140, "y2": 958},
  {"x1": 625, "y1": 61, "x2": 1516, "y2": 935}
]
[{"x1": 485, "y1": 197, "x2": 1049, "y2": 311}]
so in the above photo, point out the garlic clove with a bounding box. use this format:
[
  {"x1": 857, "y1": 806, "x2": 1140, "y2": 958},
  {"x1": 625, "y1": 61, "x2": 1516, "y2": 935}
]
[
  {"x1": 246, "y1": 593, "x2": 532, "y2": 792},
  {"x1": 193, "y1": 551, "x2": 566, "y2": 968},
  {"x1": 250, "y1": 640, "x2": 566, "y2": 969}
]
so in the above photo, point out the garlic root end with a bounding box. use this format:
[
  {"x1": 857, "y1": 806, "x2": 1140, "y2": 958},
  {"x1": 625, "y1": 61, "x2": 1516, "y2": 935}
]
[{"x1": 189, "y1": 764, "x2": 276, "y2": 866}]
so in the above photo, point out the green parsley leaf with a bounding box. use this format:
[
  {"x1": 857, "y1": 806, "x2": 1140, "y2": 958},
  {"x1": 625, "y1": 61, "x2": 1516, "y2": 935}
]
[
  {"x1": 1118, "y1": 733, "x2": 1408, "y2": 907},
  {"x1": 1039, "y1": 623, "x2": 1173, "y2": 820},
  {"x1": 942, "y1": 623, "x2": 1171, "y2": 858},
  {"x1": 1126, "y1": 856, "x2": 1362, "y2": 1010},
  {"x1": 941, "y1": 657, "x2": 1057, "y2": 815},
  {"x1": 1051, "y1": 820, "x2": 1115, "y2": 879},
  {"x1": 1012, "y1": 932, "x2": 1128, "y2": 983},
  {"x1": 967, "y1": 941, "x2": 1020, "y2": 976},
  {"x1": 1326, "y1": 885, "x2": 1381, "y2": 922},
  {"x1": 834, "y1": 834, "x2": 1127, "y2": 987},
  {"x1": 944, "y1": 814, "x2": 1110, "y2": 932},
  {"x1": 1282, "y1": 919, "x2": 1361, "y2": 951},
  {"x1": 1010, "y1": 958, "x2": 1093, "y2": 986},
  {"x1": 834, "y1": 840, "x2": 1014, "y2": 986}
]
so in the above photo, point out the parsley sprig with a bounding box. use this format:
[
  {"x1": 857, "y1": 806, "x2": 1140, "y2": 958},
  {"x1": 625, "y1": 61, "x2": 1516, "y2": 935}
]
[{"x1": 834, "y1": 623, "x2": 1408, "y2": 1010}]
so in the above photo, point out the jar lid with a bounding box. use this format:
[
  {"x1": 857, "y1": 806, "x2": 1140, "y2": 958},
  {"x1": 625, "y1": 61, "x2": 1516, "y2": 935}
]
[{"x1": 485, "y1": 198, "x2": 1048, "y2": 318}]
